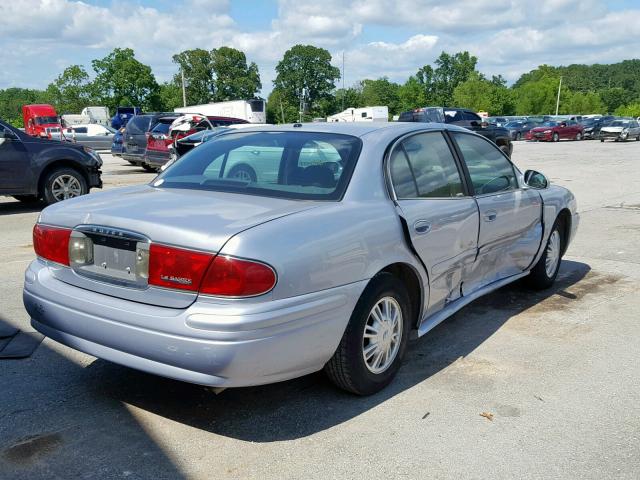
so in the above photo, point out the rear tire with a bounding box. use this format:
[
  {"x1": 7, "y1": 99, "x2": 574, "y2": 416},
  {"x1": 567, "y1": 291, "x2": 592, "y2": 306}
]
[
  {"x1": 41, "y1": 167, "x2": 88, "y2": 205},
  {"x1": 515, "y1": 132, "x2": 522, "y2": 141},
  {"x1": 141, "y1": 163, "x2": 157, "y2": 172},
  {"x1": 600, "y1": 138, "x2": 605, "y2": 142},
  {"x1": 325, "y1": 273, "x2": 412, "y2": 395},
  {"x1": 526, "y1": 219, "x2": 564, "y2": 290},
  {"x1": 227, "y1": 164, "x2": 257, "y2": 182},
  {"x1": 499, "y1": 144, "x2": 511, "y2": 157},
  {"x1": 575, "y1": 132, "x2": 582, "y2": 141}
]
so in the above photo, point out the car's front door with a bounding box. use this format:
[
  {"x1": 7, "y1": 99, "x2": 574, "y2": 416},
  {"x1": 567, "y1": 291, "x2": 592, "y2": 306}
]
[
  {"x1": 0, "y1": 125, "x2": 30, "y2": 192},
  {"x1": 389, "y1": 131, "x2": 479, "y2": 316},
  {"x1": 451, "y1": 132, "x2": 543, "y2": 292}
]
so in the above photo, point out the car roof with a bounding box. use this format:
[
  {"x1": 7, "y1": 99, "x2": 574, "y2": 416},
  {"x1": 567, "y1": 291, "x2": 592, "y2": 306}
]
[{"x1": 221, "y1": 122, "x2": 469, "y2": 138}]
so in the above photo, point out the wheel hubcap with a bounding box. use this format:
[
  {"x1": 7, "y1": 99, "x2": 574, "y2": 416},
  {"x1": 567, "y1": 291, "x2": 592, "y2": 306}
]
[
  {"x1": 51, "y1": 175, "x2": 82, "y2": 201},
  {"x1": 545, "y1": 230, "x2": 561, "y2": 277},
  {"x1": 362, "y1": 297, "x2": 403, "y2": 374},
  {"x1": 232, "y1": 169, "x2": 252, "y2": 181}
]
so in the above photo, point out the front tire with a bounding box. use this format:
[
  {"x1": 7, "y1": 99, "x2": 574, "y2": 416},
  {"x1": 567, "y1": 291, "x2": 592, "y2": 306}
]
[
  {"x1": 325, "y1": 273, "x2": 412, "y2": 395},
  {"x1": 227, "y1": 164, "x2": 257, "y2": 182},
  {"x1": 526, "y1": 219, "x2": 564, "y2": 290},
  {"x1": 41, "y1": 167, "x2": 88, "y2": 205},
  {"x1": 552, "y1": 132, "x2": 560, "y2": 142}
]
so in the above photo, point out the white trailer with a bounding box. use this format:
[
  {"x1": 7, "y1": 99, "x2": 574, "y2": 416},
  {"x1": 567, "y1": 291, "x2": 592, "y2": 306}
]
[
  {"x1": 62, "y1": 107, "x2": 110, "y2": 127},
  {"x1": 327, "y1": 106, "x2": 389, "y2": 123},
  {"x1": 175, "y1": 99, "x2": 266, "y2": 123}
]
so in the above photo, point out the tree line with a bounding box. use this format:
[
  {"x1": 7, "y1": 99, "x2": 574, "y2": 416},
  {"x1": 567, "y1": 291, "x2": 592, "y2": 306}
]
[{"x1": 1, "y1": 45, "x2": 639, "y2": 128}]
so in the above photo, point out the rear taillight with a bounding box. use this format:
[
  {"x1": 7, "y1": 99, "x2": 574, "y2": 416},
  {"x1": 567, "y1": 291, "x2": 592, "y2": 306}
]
[
  {"x1": 33, "y1": 224, "x2": 72, "y2": 265},
  {"x1": 200, "y1": 255, "x2": 276, "y2": 297},
  {"x1": 147, "y1": 244, "x2": 276, "y2": 296},
  {"x1": 148, "y1": 244, "x2": 213, "y2": 291}
]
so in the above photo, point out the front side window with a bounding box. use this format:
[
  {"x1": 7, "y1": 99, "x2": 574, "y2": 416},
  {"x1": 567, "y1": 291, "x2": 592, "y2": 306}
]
[
  {"x1": 390, "y1": 132, "x2": 464, "y2": 199},
  {"x1": 156, "y1": 131, "x2": 361, "y2": 201},
  {"x1": 452, "y1": 132, "x2": 517, "y2": 195}
]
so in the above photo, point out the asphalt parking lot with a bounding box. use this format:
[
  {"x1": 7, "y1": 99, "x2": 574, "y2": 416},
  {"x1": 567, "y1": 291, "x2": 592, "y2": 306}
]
[{"x1": 1, "y1": 140, "x2": 639, "y2": 479}]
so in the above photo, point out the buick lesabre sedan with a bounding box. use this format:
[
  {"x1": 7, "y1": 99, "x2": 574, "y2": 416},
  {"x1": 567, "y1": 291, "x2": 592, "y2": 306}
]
[{"x1": 24, "y1": 123, "x2": 578, "y2": 395}]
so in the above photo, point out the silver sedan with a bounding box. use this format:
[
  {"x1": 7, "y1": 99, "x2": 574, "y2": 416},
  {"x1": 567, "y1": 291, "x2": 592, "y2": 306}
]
[{"x1": 23, "y1": 123, "x2": 578, "y2": 395}]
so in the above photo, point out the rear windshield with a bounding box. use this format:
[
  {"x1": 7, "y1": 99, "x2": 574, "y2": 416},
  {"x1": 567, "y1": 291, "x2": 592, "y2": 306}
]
[
  {"x1": 151, "y1": 122, "x2": 171, "y2": 134},
  {"x1": 155, "y1": 131, "x2": 362, "y2": 200}
]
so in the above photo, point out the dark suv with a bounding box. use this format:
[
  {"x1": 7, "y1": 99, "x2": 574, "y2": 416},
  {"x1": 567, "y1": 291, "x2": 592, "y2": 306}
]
[
  {"x1": 122, "y1": 113, "x2": 175, "y2": 169},
  {"x1": 0, "y1": 119, "x2": 102, "y2": 205},
  {"x1": 398, "y1": 107, "x2": 513, "y2": 157}
]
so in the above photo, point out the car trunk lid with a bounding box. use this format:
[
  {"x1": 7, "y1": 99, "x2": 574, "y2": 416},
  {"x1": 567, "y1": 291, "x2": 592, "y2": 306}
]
[{"x1": 39, "y1": 185, "x2": 318, "y2": 308}]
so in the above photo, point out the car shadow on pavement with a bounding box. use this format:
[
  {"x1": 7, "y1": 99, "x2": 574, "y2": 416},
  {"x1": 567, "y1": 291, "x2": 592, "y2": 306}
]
[
  {"x1": 82, "y1": 260, "x2": 591, "y2": 443},
  {"x1": 0, "y1": 316, "x2": 186, "y2": 479},
  {"x1": 0, "y1": 201, "x2": 43, "y2": 216}
]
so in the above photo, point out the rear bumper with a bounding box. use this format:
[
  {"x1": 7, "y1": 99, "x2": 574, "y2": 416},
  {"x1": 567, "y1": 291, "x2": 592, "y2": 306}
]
[
  {"x1": 144, "y1": 150, "x2": 171, "y2": 168},
  {"x1": 23, "y1": 260, "x2": 364, "y2": 387},
  {"x1": 122, "y1": 153, "x2": 143, "y2": 164}
]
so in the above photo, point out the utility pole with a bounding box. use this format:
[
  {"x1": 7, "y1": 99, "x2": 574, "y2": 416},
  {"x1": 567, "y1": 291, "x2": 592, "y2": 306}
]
[
  {"x1": 555, "y1": 76, "x2": 562, "y2": 115},
  {"x1": 342, "y1": 51, "x2": 345, "y2": 111},
  {"x1": 181, "y1": 68, "x2": 187, "y2": 108}
]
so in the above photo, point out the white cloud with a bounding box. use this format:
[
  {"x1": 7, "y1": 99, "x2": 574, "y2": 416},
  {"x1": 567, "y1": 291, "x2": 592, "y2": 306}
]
[{"x1": 0, "y1": 0, "x2": 638, "y2": 94}]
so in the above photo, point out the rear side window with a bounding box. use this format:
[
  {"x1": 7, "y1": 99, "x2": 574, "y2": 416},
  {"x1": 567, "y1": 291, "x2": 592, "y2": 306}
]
[
  {"x1": 127, "y1": 116, "x2": 151, "y2": 134},
  {"x1": 463, "y1": 111, "x2": 481, "y2": 122},
  {"x1": 73, "y1": 127, "x2": 88, "y2": 134},
  {"x1": 390, "y1": 132, "x2": 464, "y2": 199},
  {"x1": 151, "y1": 122, "x2": 171, "y2": 134},
  {"x1": 444, "y1": 110, "x2": 465, "y2": 123},
  {"x1": 452, "y1": 132, "x2": 517, "y2": 195}
]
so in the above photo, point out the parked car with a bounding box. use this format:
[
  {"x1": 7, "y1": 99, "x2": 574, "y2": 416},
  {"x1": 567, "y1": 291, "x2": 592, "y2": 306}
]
[
  {"x1": 485, "y1": 116, "x2": 509, "y2": 127},
  {"x1": 398, "y1": 107, "x2": 513, "y2": 157},
  {"x1": 504, "y1": 120, "x2": 539, "y2": 140},
  {"x1": 121, "y1": 113, "x2": 176, "y2": 168},
  {"x1": 599, "y1": 119, "x2": 640, "y2": 142},
  {"x1": 144, "y1": 115, "x2": 252, "y2": 171},
  {"x1": 0, "y1": 119, "x2": 102, "y2": 204},
  {"x1": 61, "y1": 124, "x2": 116, "y2": 149},
  {"x1": 23, "y1": 122, "x2": 578, "y2": 395},
  {"x1": 525, "y1": 120, "x2": 584, "y2": 142}
]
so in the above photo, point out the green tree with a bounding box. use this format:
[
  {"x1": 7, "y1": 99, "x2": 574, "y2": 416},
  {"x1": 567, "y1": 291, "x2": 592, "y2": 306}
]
[
  {"x1": 331, "y1": 87, "x2": 363, "y2": 112},
  {"x1": 513, "y1": 76, "x2": 568, "y2": 115},
  {"x1": 452, "y1": 72, "x2": 515, "y2": 115},
  {"x1": 599, "y1": 87, "x2": 627, "y2": 113},
  {"x1": 158, "y1": 81, "x2": 184, "y2": 111},
  {"x1": 416, "y1": 51, "x2": 478, "y2": 106},
  {"x1": 273, "y1": 44, "x2": 340, "y2": 120},
  {"x1": 91, "y1": 48, "x2": 161, "y2": 111},
  {"x1": 560, "y1": 91, "x2": 605, "y2": 114},
  {"x1": 397, "y1": 76, "x2": 426, "y2": 112},
  {"x1": 172, "y1": 48, "x2": 215, "y2": 105},
  {"x1": 615, "y1": 102, "x2": 640, "y2": 117},
  {"x1": 212, "y1": 46, "x2": 261, "y2": 101},
  {"x1": 359, "y1": 78, "x2": 400, "y2": 115},
  {"x1": 266, "y1": 88, "x2": 298, "y2": 123},
  {"x1": 45, "y1": 65, "x2": 93, "y2": 114},
  {"x1": 0, "y1": 88, "x2": 48, "y2": 127}
]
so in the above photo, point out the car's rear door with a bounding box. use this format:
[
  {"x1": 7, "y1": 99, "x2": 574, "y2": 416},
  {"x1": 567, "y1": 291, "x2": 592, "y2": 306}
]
[
  {"x1": 451, "y1": 132, "x2": 543, "y2": 291},
  {"x1": 388, "y1": 131, "x2": 479, "y2": 315}
]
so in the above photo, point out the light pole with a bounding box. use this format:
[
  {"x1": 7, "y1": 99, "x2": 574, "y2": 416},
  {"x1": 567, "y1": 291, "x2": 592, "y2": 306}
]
[{"x1": 555, "y1": 76, "x2": 562, "y2": 116}]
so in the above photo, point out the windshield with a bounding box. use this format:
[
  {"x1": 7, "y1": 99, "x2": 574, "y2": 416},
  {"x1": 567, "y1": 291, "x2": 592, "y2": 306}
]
[
  {"x1": 35, "y1": 116, "x2": 59, "y2": 125},
  {"x1": 609, "y1": 120, "x2": 628, "y2": 127},
  {"x1": 581, "y1": 119, "x2": 597, "y2": 126},
  {"x1": 156, "y1": 131, "x2": 362, "y2": 201},
  {"x1": 505, "y1": 121, "x2": 522, "y2": 127}
]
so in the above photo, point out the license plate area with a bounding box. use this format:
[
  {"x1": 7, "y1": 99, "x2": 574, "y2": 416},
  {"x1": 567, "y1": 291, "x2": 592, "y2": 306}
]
[{"x1": 70, "y1": 225, "x2": 150, "y2": 288}]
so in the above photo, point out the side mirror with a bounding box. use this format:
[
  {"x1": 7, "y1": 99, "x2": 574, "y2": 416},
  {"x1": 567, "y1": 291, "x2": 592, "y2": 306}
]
[
  {"x1": 560, "y1": 122, "x2": 567, "y2": 127},
  {"x1": 524, "y1": 169, "x2": 548, "y2": 189}
]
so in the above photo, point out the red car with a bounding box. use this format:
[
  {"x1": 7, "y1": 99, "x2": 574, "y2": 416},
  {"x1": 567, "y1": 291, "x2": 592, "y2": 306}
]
[{"x1": 525, "y1": 120, "x2": 584, "y2": 142}]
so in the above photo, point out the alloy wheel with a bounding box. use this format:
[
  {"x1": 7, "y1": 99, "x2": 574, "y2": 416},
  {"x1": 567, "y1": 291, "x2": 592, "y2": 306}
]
[{"x1": 51, "y1": 174, "x2": 82, "y2": 201}]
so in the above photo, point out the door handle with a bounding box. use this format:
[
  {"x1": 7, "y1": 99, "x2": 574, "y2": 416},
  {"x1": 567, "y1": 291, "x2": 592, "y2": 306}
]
[
  {"x1": 413, "y1": 220, "x2": 431, "y2": 234},
  {"x1": 483, "y1": 210, "x2": 498, "y2": 222}
]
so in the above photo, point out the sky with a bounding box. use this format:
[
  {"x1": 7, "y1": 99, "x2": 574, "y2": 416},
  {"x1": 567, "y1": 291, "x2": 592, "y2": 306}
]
[{"x1": 1, "y1": 0, "x2": 639, "y2": 96}]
